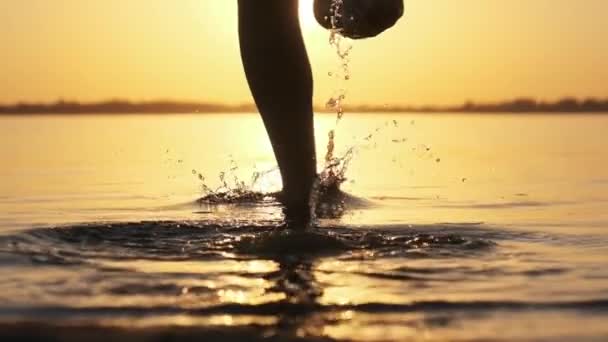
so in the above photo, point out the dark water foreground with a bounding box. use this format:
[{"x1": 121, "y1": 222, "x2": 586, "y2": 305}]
[{"x1": 1, "y1": 218, "x2": 608, "y2": 341}]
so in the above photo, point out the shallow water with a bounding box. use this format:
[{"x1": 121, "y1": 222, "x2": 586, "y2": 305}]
[{"x1": 1, "y1": 113, "x2": 608, "y2": 341}]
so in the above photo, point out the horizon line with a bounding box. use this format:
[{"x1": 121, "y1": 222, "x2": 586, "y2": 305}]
[{"x1": 1, "y1": 97, "x2": 608, "y2": 114}]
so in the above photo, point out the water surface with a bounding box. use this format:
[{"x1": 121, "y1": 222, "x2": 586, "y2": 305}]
[{"x1": 1, "y1": 113, "x2": 607, "y2": 341}]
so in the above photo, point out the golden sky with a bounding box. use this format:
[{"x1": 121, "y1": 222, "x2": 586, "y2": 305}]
[{"x1": 1, "y1": 0, "x2": 607, "y2": 106}]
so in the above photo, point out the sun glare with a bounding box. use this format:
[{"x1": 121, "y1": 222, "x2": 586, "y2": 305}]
[{"x1": 299, "y1": 0, "x2": 317, "y2": 32}]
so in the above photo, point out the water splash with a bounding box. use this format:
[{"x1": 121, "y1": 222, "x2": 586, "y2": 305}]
[
  {"x1": 192, "y1": 117, "x2": 441, "y2": 222},
  {"x1": 327, "y1": 1, "x2": 353, "y2": 78},
  {"x1": 325, "y1": 0, "x2": 352, "y2": 122},
  {"x1": 193, "y1": 161, "x2": 279, "y2": 205},
  {"x1": 195, "y1": 0, "x2": 359, "y2": 218},
  {"x1": 318, "y1": 2, "x2": 441, "y2": 196},
  {"x1": 245, "y1": 0, "x2": 354, "y2": 224},
  {"x1": 316, "y1": 0, "x2": 355, "y2": 202},
  {"x1": 192, "y1": 2, "x2": 437, "y2": 221}
]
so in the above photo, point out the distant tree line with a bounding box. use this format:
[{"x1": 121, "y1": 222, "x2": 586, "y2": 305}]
[
  {"x1": 1, "y1": 97, "x2": 608, "y2": 114},
  {"x1": 351, "y1": 97, "x2": 608, "y2": 113},
  {"x1": 0, "y1": 100, "x2": 255, "y2": 114}
]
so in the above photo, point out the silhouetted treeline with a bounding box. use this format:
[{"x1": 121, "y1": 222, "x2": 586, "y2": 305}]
[
  {"x1": 1, "y1": 97, "x2": 608, "y2": 114},
  {"x1": 352, "y1": 97, "x2": 608, "y2": 113},
  {"x1": 0, "y1": 100, "x2": 255, "y2": 115}
]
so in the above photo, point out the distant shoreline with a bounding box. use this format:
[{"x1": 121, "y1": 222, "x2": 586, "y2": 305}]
[{"x1": 1, "y1": 98, "x2": 608, "y2": 115}]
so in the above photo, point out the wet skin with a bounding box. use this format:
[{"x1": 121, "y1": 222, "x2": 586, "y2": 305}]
[{"x1": 237, "y1": 0, "x2": 317, "y2": 225}]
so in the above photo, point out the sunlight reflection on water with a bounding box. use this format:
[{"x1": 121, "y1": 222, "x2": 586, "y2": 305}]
[{"x1": 1, "y1": 113, "x2": 608, "y2": 340}]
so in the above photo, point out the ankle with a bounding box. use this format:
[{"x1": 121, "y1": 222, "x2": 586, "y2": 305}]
[{"x1": 282, "y1": 203, "x2": 313, "y2": 229}]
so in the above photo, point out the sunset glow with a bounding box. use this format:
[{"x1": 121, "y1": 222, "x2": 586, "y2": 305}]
[
  {"x1": 2, "y1": 2, "x2": 608, "y2": 341},
  {"x1": 299, "y1": 0, "x2": 317, "y2": 33},
  {"x1": 1, "y1": 0, "x2": 607, "y2": 106}
]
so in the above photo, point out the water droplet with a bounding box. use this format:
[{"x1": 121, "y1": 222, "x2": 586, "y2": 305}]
[{"x1": 326, "y1": 97, "x2": 338, "y2": 108}]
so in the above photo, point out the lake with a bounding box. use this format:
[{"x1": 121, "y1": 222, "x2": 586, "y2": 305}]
[{"x1": 1, "y1": 113, "x2": 607, "y2": 341}]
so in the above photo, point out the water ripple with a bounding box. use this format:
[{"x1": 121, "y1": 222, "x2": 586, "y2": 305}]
[{"x1": 0, "y1": 221, "x2": 497, "y2": 265}]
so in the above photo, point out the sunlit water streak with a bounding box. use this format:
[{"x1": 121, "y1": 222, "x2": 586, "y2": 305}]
[{"x1": 1, "y1": 113, "x2": 608, "y2": 341}]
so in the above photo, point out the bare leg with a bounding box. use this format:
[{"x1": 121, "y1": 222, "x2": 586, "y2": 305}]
[{"x1": 238, "y1": 0, "x2": 317, "y2": 225}]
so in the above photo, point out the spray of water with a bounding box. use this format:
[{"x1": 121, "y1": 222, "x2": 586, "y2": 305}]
[
  {"x1": 194, "y1": 159, "x2": 279, "y2": 205},
  {"x1": 318, "y1": 0, "x2": 354, "y2": 191},
  {"x1": 290, "y1": 0, "x2": 354, "y2": 224},
  {"x1": 195, "y1": 2, "x2": 433, "y2": 222}
]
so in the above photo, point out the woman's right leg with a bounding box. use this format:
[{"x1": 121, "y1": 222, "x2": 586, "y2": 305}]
[{"x1": 237, "y1": 0, "x2": 317, "y2": 225}]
